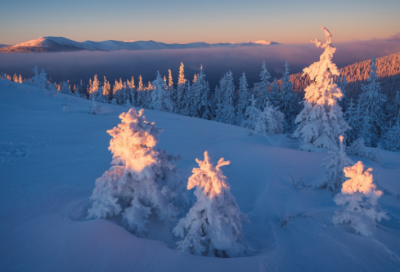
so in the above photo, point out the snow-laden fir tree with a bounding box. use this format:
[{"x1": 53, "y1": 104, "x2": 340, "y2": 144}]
[
  {"x1": 242, "y1": 95, "x2": 261, "y2": 130},
  {"x1": 214, "y1": 80, "x2": 224, "y2": 122},
  {"x1": 337, "y1": 75, "x2": 348, "y2": 111},
  {"x1": 101, "y1": 76, "x2": 111, "y2": 102},
  {"x1": 332, "y1": 161, "x2": 389, "y2": 236},
  {"x1": 88, "y1": 108, "x2": 185, "y2": 236},
  {"x1": 31, "y1": 66, "x2": 48, "y2": 89},
  {"x1": 276, "y1": 61, "x2": 298, "y2": 132},
  {"x1": 220, "y1": 71, "x2": 236, "y2": 125},
  {"x1": 358, "y1": 57, "x2": 387, "y2": 147},
  {"x1": 181, "y1": 81, "x2": 192, "y2": 116},
  {"x1": 236, "y1": 72, "x2": 249, "y2": 126},
  {"x1": 293, "y1": 27, "x2": 349, "y2": 151},
  {"x1": 173, "y1": 151, "x2": 248, "y2": 257},
  {"x1": 318, "y1": 135, "x2": 354, "y2": 191},
  {"x1": 382, "y1": 112, "x2": 400, "y2": 151},
  {"x1": 253, "y1": 61, "x2": 271, "y2": 110},
  {"x1": 88, "y1": 75, "x2": 100, "y2": 99},
  {"x1": 60, "y1": 81, "x2": 72, "y2": 95},
  {"x1": 269, "y1": 78, "x2": 279, "y2": 107},
  {"x1": 254, "y1": 102, "x2": 284, "y2": 135},
  {"x1": 192, "y1": 66, "x2": 212, "y2": 119},
  {"x1": 175, "y1": 62, "x2": 187, "y2": 114},
  {"x1": 113, "y1": 78, "x2": 125, "y2": 105},
  {"x1": 149, "y1": 71, "x2": 174, "y2": 112}
]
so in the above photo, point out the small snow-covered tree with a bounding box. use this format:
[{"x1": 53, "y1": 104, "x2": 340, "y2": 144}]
[
  {"x1": 333, "y1": 161, "x2": 389, "y2": 236},
  {"x1": 347, "y1": 138, "x2": 379, "y2": 162},
  {"x1": 149, "y1": 71, "x2": 174, "y2": 112},
  {"x1": 60, "y1": 81, "x2": 72, "y2": 95},
  {"x1": 253, "y1": 61, "x2": 271, "y2": 110},
  {"x1": 236, "y1": 72, "x2": 249, "y2": 126},
  {"x1": 31, "y1": 66, "x2": 47, "y2": 89},
  {"x1": 254, "y1": 102, "x2": 284, "y2": 135},
  {"x1": 175, "y1": 62, "x2": 187, "y2": 114},
  {"x1": 88, "y1": 109, "x2": 185, "y2": 236},
  {"x1": 88, "y1": 74, "x2": 100, "y2": 99},
  {"x1": 242, "y1": 95, "x2": 261, "y2": 130},
  {"x1": 101, "y1": 76, "x2": 111, "y2": 102},
  {"x1": 174, "y1": 151, "x2": 248, "y2": 257},
  {"x1": 293, "y1": 27, "x2": 349, "y2": 151},
  {"x1": 318, "y1": 135, "x2": 354, "y2": 191},
  {"x1": 358, "y1": 57, "x2": 387, "y2": 147}
]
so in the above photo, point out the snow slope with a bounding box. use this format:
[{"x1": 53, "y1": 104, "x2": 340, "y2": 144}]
[
  {"x1": 0, "y1": 37, "x2": 279, "y2": 53},
  {"x1": 1, "y1": 80, "x2": 400, "y2": 271}
]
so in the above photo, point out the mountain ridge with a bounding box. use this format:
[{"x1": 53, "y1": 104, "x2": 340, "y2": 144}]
[{"x1": 0, "y1": 37, "x2": 279, "y2": 53}]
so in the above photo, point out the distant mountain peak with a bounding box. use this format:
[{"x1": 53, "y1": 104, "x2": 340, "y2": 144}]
[{"x1": 0, "y1": 37, "x2": 280, "y2": 53}]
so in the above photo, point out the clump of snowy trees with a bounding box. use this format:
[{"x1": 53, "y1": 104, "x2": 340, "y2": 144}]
[{"x1": 87, "y1": 110, "x2": 248, "y2": 256}]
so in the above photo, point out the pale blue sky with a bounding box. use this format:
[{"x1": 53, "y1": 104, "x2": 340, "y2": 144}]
[{"x1": 1, "y1": 0, "x2": 399, "y2": 45}]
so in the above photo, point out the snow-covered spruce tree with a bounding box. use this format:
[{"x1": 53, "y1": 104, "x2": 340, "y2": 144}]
[
  {"x1": 358, "y1": 57, "x2": 387, "y2": 147},
  {"x1": 220, "y1": 71, "x2": 236, "y2": 125},
  {"x1": 236, "y1": 72, "x2": 249, "y2": 126},
  {"x1": 254, "y1": 102, "x2": 284, "y2": 135},
  {"x1": 88, "y1": 108, "x2": 185, "y2": 236},
  {"x1": 214, "y1": 77, "x2": 225, "y2": 122},
  {"x1": 344, "y1": 98, "x2": 359, "y2": 144},
  {"x1": 175, "y1": 62, "x2": 187, "y2": 114},
  {"x1": 60, "y1": 81, "x2": 72, "y2": 95},
  {"x1": 253, "y1": 61, "x2": 271, "y2": 110},
  {"x1": 181, "y1": 81, "x2": 192, "y2": 116},
  {"x1": 242, "y1": 95, "x2": 261, "y2": 130},
  {"x1": 293, "y1": 27, "x2": 349, "y2": 151},
  {"x1": 173, "y1": 151, "x2": 248, "y2": 257},
  {"x1": 101, "y1": 76, "x2": 111, "y2": 102},
  {"x1": 113, "y1": 78, "x2": 125, "y2": 105},
  {"x1": 332, "y1": 161, "x2": 389, "y2": 236},
  {"x1": 31, "y1": 66, "x2": 48, "y2": 89},
  {"x1": 88, "y1": 74, "x2": 100, "y2": 99},
  {"x1": 150, "y1": 71, "x2": 174, "y2": 112},
  {"x1": 382, "y1": 112, "x2": 400, "y2": 151},
  {"x1": 277, "y1": 61, "x2": 298, "y2": 132},
  {"x1": 318, "y1": 135, "x2": 354, "y2": 191},
  {"x1": 269, "y1": 78, "x2": 279, "y2": 107},
  {"x1": 192, "y1": 66, "x2": 212, "y2": 119},
  {"x1": 337, "y1": 75, "x2": 348, "y2": 111}
]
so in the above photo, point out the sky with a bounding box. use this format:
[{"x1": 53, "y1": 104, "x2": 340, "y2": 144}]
[{"x1": 0, "y1": 0, "x2": 399, "y2": 45}]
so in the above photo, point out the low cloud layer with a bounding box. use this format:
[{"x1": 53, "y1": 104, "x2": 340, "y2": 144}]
[{"x1": 0, "y1": 37, "x2": 399, "y2": 89}]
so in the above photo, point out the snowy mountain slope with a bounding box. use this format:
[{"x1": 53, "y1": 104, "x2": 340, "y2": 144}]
[
  {"x1": 0, "y1": 37, "x2": 279, "y2": 53},
  {"x1": 0, "y1": 44, "x2": 8, "y2": 49},
  {"x1": 1, "y1": 80, "x2": 400, "y2": 271},
  {"x1": 290, "y1": 51, "x2": 400, "y2": 98}
]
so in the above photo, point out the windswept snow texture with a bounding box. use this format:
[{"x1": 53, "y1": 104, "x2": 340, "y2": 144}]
[{"x1": 1, "y1": 80, "x2": 400, "y2": 271}]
